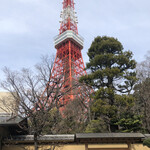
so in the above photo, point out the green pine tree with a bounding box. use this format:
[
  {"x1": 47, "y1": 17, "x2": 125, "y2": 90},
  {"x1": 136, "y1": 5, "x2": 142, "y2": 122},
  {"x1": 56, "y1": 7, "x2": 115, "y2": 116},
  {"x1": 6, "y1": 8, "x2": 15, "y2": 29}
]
[{"x1": 80, "y1": 36, "x2": 141, "y2": 132}]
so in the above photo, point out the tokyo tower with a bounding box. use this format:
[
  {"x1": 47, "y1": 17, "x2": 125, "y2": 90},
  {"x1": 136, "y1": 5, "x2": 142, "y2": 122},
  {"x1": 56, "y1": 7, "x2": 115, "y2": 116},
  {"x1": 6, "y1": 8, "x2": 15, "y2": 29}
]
[{"x1": 42, "y1": 0, "x2": 89, "y2": 108}]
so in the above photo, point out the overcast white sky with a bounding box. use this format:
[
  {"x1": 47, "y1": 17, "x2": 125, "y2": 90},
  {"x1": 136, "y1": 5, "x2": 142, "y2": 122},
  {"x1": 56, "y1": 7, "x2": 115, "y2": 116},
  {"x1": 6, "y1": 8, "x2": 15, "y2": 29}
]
[{"x1": 0, "y1": 0, "x2": 150, "y2": 82}]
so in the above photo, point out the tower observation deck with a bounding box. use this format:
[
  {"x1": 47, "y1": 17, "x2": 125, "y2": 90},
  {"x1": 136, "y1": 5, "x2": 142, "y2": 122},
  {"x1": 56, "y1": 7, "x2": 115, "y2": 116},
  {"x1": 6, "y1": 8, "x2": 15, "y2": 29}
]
[{"x1": 42, "y1": 0, "x2": 89, "y2": 110}]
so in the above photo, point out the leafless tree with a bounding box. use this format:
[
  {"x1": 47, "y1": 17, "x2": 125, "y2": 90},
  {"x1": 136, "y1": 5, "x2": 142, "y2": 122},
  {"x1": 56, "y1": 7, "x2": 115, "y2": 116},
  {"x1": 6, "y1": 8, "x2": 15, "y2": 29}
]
[
  {"x1": 56, "y1": 83, "x2": 93, "y2": 134},
  {"x1": 0, "y1": 55, "x2": 73, "y2": 150},
  {"x1": 136, "y1": 51, "x2": 150, "y2": 80},
  {"x1": 135, "y1": 51, "x2": 150, "y2": 133}
]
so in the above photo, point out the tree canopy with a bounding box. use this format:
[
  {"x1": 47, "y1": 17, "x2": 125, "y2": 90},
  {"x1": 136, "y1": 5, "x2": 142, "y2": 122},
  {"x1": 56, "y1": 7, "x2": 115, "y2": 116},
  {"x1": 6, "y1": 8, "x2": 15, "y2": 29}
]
[
  {"x1": 134, "y1": 51, "x2": 150, "y2": 133},
  {"x1": 80, "y1": 36, "x2": 141, "y2": 132}
]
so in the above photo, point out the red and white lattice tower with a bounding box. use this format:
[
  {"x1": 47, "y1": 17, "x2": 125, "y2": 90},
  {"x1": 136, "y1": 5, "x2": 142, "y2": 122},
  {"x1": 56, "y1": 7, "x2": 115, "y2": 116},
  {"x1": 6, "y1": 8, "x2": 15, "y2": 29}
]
[{"x1": 43, "y1": 0, "x2": 88, "y2": 108}]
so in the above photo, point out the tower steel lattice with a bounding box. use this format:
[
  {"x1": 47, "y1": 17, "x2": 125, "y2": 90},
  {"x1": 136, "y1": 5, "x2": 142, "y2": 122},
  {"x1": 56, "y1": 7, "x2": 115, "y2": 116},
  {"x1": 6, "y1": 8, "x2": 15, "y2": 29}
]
[{"x1": 42, "y1": 0, "x2": 89, "y2": 109}]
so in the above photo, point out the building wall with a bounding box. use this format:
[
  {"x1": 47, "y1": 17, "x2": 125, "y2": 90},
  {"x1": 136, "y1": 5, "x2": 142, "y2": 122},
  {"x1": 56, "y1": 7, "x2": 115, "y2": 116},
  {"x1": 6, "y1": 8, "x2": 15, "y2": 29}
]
[
  {"x1": 131, "y1": 144, "x2": 150, "y2": 150},
  {"x1": 2, "y1": 144, "x2": 150, "y2": 150},
  {"x1": 0, "y1": 92, "x2": 17, "y2": 115}
]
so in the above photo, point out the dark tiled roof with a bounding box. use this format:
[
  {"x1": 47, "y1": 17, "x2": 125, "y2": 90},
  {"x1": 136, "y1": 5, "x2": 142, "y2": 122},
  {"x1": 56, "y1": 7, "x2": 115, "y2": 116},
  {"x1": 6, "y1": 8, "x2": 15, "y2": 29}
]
[
  {"x1": 0, "y1": 115, "x2": 12, "y2": 122},
  {"x1": 0, "y1": 116, "x2": 24, "y2": 126},
  {"x1": 8, "y1": 133, "x2": 146, "y2": 141},
  {"x1": 76, "y1": 133, "x2": 145, "y2": 139},
  {"x1": 144, "y1": 134, "x2": 150, "y2": 138},
  {"x1": 4, "y1": 133, "x2": 147, "y2": 144},
  {"x1": 7, "y1": 135, "x2": 74, "y2": 143}
]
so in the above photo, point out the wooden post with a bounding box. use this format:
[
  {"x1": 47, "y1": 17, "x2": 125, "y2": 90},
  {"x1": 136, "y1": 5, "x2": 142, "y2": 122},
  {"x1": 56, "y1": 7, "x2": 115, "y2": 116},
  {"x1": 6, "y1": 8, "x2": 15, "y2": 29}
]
[
  {"x1": 85, "y1": 144, "x2": 88, "y2": 150},
  {"x1": 128, "y1": 143, "x2": 131, "y2": 150},
  {"x1": 0, "y1": 136, "x2": 2, "y2": 150}
]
